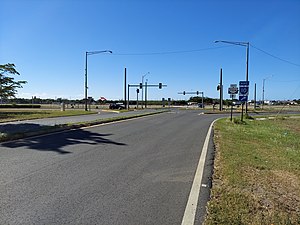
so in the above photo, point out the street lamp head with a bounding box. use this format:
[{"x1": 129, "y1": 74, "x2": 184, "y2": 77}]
[
  {"x1": 87, "y1": 50, "x2": 113, "y2": 55},
  {"x1": 214, "y1": 40, "x2": 248, "y2": 46}
]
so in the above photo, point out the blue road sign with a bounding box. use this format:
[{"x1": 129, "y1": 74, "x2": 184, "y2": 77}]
[
  {"x1": 239, "y1": 87, "x2": 249, "y2": 95},
  {"x1": 239, "y1": 81, "x2": 249, "y2": 86},
  {"x1": 239, "y1": 80, "x2": 249, "y2": 96},
  {"x1": 239, "y1": 96, "x2": 248, "y2": 102}
]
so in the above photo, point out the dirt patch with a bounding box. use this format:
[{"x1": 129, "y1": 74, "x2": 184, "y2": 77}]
[{"x1": 246, "y1": 168, "x2": 300, "y2": 222}]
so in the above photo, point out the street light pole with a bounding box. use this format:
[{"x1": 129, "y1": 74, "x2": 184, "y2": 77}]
[
  {"x1": 84, "y1": 50, "x2": 112, "y2": 111},
  {"x1": 262, "y1": 75, "x2": 273, "y2": 110},
  {"x1": 141, "y1": 72, "x2": 149, "y2": 109},
  {"x1": 85, "y1": 52, "x2": 88, "y2": 111},
  {"x1": 262, "y1": 78, "x2": 266, "y2": 110},
  {"x1": 145, "y1": 79, "x2": 148, "y2": 109},
  {"x1": 215, "y1": 40, "x2": 250, "y2": 112}
]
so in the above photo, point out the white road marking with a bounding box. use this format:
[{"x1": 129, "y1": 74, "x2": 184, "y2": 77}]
[{"x1": 181, "y1": 119, "x2": 217, "y2": 225}]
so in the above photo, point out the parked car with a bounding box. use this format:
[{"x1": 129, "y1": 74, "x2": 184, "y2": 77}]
[{"x1": 109, "y1": 103, "x2": 125, "y2": 110}]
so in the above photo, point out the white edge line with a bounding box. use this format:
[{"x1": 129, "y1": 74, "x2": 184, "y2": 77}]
[{"x1": 181, "y1": 119, "x2": 217, "y2": 225}]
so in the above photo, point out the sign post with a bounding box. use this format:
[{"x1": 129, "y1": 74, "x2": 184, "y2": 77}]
[
  {"x1": 228, "y1": 84, "x2": 238, "y2": 121},
  {"x1": 239, "y1": 81, "x2": 249, "y2": 121}
]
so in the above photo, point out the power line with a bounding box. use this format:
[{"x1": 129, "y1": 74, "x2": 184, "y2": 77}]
[
  {"x1": 250, "y1": 44, "x2": 300, "y2": 67},
  {"x1": 270, "y1": 79, "x2": 300, "y2": 83},
  {"x1": 276, "y1": 83, "x2": 300, "y2": 115},
  {"x1": 112, "y1": 45, "x2": 232, "y2": 56}
]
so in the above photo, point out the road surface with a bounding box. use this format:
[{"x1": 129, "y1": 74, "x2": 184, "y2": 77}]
[
  {"x1": 0, "y1": 110, "x2": 220, "y2": 225},
  {"x1": 0, "y1": 109, "x2": 163, "y2": 135}
]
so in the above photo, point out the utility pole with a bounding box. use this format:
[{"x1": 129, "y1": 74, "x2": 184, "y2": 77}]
[
  {"x1": 254, "y1": 83, "x2": 256, "y2": 110},
  {"x1": 220, "y1": 68, "x2": 223, "y2": 111},
  {"x1": 262, "y1": 78, "x2": 265, "y2": 110},
  {"x1": 201, "y1": 92, "x2": 204, "y2": 109},
  {"x1": 136, "y1": 89, "x2": 139, "y2": 108},
  {"x1": 124, "y1": 68, "x2": 127, "y2": 109}
]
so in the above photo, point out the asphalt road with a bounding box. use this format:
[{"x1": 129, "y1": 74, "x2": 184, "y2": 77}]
[
  {"x1": 0, "y1": 110, "x2": 221, "y2": 225},
  {"x1": 0, "y1": 109, "x2": 162, "y2": 135}
]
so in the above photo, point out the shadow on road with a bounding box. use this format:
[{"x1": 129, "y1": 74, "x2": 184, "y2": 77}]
[
  {"x1": 1, "y1": 124, "x2": 126, "y2": 154},
  {"x1": 0, "y1": 123, "x2": 52, "y2": 133}
]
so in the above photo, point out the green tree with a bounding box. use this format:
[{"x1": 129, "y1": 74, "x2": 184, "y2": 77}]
[{"x1": 0, "y1": 63, "x2": 27, "y2": 100}]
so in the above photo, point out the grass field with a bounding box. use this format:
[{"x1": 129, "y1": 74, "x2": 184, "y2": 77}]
[
  {"x1": 0, "y1": 110, "x2": 96, "y2": 123},
  {"x1": 205, "y1": 116, "x2": 300, "y2": 225}
]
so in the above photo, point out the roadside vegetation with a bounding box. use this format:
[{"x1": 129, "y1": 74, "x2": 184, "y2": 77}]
[{"x1": 205, "y1": 116, "x2": 300, "y2": 225}]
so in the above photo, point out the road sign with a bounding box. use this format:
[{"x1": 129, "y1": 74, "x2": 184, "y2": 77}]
[
  {"x1": 239, "y1": 96, "x2": 248, "y2": 102},
  {"x1": 239, "y1": 80, "x2": 249, "y2": 96},
  {"x1": 228, "y1": 84, "x2": 238, "y2": 94},
  {"x1": 239, "y1": 86, "x2": 249, "y2": 95},
  {"x1": 239, "y1": 81, "x2": 249, "y2": 86}
]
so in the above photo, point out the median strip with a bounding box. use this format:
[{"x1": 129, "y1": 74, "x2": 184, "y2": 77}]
[
  {"x1": 0, "y1": 110, "x2": 168, "y2": 142},
  {"x1": 204, "y1": 117, "x2": 300, "y2": 224}
]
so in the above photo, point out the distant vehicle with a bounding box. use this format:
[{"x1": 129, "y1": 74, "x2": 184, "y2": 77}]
[
  {"x1": 109, "y1": 103, "x2": 125, "y2": 110},
  {"x1": 198, "y1": 103, "x2": 205, "y2": 108},
  {"x1": 232, "y1": 101, "x2": 242, "y2": 106}
]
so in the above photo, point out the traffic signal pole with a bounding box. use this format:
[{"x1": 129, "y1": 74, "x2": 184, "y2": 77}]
[
  {"x1": 127, "y1": 82, "x2": 166, "y2": 109},
  {"x1": 177, "y1": 91, "x2": 204, "y2": 108}
]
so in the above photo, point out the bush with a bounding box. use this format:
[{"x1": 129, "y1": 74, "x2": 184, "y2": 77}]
[
  {"x1": 245, "y1": 113, "x2": 254, "y2": 120},
  {"x1": 233, "y1": 117, "x2": 247, "y2": 125}
]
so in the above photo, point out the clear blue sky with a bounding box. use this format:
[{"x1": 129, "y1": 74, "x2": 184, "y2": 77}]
[{"x1": 1, "y1": 0, "x2": 300, "y2": 101}]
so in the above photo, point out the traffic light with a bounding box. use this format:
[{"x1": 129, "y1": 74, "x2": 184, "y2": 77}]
[
  {"x1": 183, "y1": 91, "x2": 186, "y2": 95},
  {"x1": 139, "y1": 83, "x2": 143, "y2": 89},
  {"x1": 217, "y1": 85, "x2": 220, "y2": 91},
  {"x1": 136, "y1": 88, "x2": 139, "y2": 93},
  {"x1": 196, "y1": 91, "x2": 199, "y2": 95},
  {"x1": 159, "y1": 83, "x2": 162, "y2": 89}
]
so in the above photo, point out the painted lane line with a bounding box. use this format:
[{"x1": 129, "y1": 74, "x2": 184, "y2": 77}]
[{"x1": 181, "y1": 119, "x2": 216, "y2": 225}]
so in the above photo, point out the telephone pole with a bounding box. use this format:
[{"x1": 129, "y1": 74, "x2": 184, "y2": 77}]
[{"x1": 220, "y1": 68, "x2": 223, "y2": 111}]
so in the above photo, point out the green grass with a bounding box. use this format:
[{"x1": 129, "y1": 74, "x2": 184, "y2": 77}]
[
  {"x1": 205, "y1": 117, "x2": 300, "y2": 225},
  {"x1": 0, "y1": 110, "x2": 96, "y2": 123}
]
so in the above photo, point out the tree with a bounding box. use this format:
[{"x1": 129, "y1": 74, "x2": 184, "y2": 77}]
[{"x1": 0, "y1": 63, "x2": 27, "y2": 100}]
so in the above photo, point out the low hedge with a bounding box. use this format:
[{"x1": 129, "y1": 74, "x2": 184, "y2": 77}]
[{"x1": 0, "y1": 104, "x2": 41, "y2": 108}]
